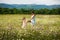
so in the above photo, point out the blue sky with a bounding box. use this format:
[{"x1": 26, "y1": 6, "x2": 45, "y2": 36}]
[{"x1": 0, "y1": 0, "x2": 60, "y2": 5}]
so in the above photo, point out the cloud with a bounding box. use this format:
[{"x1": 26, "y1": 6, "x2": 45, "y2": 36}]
[{"x1": 0, "y1": 0, "x2": 60, "y2": 5}]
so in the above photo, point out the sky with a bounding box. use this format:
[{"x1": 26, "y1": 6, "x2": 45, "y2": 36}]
[{"x1": 0, "y1": 0, "x2": 60, "y2": 5}]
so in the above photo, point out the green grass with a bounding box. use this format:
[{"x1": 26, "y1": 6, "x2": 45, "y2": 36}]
[{"x1": 0, "y1": 14, "x2": 60, "y2": 40}]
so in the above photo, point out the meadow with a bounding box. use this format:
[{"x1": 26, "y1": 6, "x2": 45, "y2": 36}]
[{"x1": 0, "y1": 14, "x2": 60, "y2": 40}]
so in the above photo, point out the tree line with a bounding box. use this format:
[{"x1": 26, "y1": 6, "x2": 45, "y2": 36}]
[{"x1": 0, "y1": 8, "x2": 60, "y2": 15}]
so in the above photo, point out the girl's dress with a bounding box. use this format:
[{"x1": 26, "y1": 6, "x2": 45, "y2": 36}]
[{"x1": 22, "y1": 20, "x2": 27, "y2": 28}]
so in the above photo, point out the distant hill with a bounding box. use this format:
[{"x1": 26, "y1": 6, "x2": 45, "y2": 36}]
[{"x1": 0, "y1": 3, "x2": 60, "y2": 9}]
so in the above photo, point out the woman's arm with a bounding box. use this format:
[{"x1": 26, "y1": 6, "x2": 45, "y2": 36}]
[{"x1": 31, "y1": 15, "x2": 34, "y2": 20}]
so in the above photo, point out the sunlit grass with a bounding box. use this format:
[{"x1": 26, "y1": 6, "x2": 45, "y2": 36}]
[{"x1": 0, "y1": 14, "x2": 60, "y2": 40}]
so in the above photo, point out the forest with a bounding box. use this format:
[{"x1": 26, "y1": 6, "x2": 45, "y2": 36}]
[{"x1": 0, "y1": 8, "x2": 60, "y2": 14}]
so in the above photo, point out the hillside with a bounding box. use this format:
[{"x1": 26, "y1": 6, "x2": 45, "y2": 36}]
[{"x1": 0, "y1": 3, "x2": 60, "y2": 9}]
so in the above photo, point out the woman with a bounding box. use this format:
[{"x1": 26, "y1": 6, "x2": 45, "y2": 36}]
[{"x1": 31, "y1": 12, "x2": 36, "y2": 27}]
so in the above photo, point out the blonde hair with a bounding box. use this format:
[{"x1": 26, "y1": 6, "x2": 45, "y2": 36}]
[{"x1": 22, "y1": 17, "x2": 26, "y2": 20}]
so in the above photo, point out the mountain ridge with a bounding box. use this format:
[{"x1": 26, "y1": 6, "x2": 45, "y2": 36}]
[{"x1": 0, "y1": 3, "x2": 60, "y2": 9}]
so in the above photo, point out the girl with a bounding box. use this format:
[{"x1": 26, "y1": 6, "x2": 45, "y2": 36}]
[{"x1": 22, "y1": 17, "x2": 27, "y2": 28}]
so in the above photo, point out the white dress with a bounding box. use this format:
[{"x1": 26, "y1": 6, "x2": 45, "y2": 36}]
[{"x1": 31, "y1": 15, "x2": 35, "y2": 26}]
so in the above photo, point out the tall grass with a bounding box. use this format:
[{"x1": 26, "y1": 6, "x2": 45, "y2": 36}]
[{"x1": 0, "y1": 14, "x2": 60, "y2": 40}]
